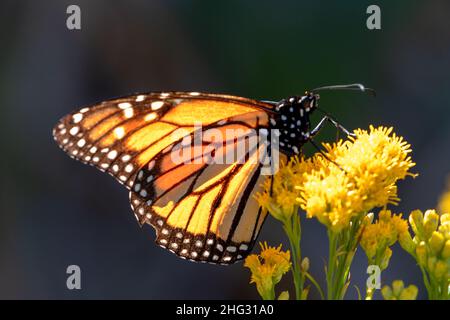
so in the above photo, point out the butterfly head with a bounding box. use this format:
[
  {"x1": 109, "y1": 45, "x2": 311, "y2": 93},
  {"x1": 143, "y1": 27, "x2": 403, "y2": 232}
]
[
  {"x1": 270, "y1": 92, "x2": 320, "y2": 155},
  {"x1": 301, "y1": 91, "x2": 320, "y2": 112}
]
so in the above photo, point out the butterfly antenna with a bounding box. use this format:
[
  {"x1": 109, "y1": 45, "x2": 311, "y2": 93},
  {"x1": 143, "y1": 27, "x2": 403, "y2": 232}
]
[{"x1": 311, "y1": 83, "x2": 376, "y2": 97}]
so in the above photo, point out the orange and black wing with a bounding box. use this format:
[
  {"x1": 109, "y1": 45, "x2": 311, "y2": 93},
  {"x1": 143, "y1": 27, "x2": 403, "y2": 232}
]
[{"x1": 53, "y1": 92, "x2": 274, "y2": 264}]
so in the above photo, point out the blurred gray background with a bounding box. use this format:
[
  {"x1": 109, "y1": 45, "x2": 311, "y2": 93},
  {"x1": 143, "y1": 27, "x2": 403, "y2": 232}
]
[{"x1": 1, "y1": 0, "x2": 449, "y2": 299}]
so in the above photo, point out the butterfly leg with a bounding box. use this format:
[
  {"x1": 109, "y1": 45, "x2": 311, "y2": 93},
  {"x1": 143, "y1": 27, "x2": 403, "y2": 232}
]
[
  {"x1": 335, "y1": 126, "x2": 340, "y2": 143},
  {"x1": 310, "y1": 116, "x2": 355, "y2": 138}
]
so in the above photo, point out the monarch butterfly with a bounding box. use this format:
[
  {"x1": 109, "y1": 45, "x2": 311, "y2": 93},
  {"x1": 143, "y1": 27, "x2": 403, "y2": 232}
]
[{"x1": 53, "y1": 84, "x2": 372, "y2": 265}]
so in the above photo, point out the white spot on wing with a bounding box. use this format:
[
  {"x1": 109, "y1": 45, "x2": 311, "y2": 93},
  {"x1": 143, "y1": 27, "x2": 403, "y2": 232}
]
[
  {"x1": 107, "y1": 150, "x2": 118, "y2": 160},
  {"x1": 118, "y1": 102, "x2": 132, "y2": 109},
  {"x1": 114, "y1": 127, "x2": 125, "y2": 139},
  {"x1": 73, "y1": 114, "x2": 83, "y2": 123},
  {"x1": 140, "y1": 189, "x2": 147, "y2": 197},
  {"x1": 77, "y1": 139, "x2": 86, "y2": 147},
  {"x1": 144, "y1": 113, "x2": 157, "y2": 121},
  {"x1": 69, "y1": 126, "x2": 79, "y2": 135},
  {"x1": 151, "y1": 101, "x2": 164, "y2": 110}
]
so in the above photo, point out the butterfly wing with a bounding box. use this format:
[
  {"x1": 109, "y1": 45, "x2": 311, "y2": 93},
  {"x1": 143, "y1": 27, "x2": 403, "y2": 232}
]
[
  {"x1": 129, "y1": 112, "x2": 271, "y2": 264},
  {"x1": 53, "y1": 92, "x2": 274, "y2": 264}
]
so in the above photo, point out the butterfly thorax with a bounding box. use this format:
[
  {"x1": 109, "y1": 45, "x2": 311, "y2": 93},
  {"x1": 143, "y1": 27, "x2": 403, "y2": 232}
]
[{"x1": 269, "y1": 92, "x2": 319, "y2": 155}]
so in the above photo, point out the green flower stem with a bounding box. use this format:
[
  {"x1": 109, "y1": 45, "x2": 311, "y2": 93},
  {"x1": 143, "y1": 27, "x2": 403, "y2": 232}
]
[
  {"x1": 283, "y1": 211, "x2": 304, "y2": 300},
  {"x1": 327, "y1": 218, "x2": 361, "y2": 300},
  {"x1": 326, "y1": 231, "x2": 338, "y2": 300},
  {"x1": 424, "y1": 271, "x2": 449, "y2": 300},
  {"x1": 263, "y1": 287, "x2": 275, "y2": 301},
  {"x1": 442, "y1": 278, "x2": 449, "y2": 300},
  {"x1": 419, "y1": 266, "x2": 436, "y2": 299}
]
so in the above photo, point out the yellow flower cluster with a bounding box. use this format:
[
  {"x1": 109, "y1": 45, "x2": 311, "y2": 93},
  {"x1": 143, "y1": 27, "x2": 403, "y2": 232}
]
[
  {"x1": 360, "y1": 210, "x2": 408, "y2": 270},
  {"x1": 381, "y1": 280, "x2": 418, "y2": 300},
  {"x1": 256, "y1": 126, "x2": 416, "y2": 233},
  {"x1": 399, "y1": 209, "x2": 450, "y2": 298},
  {"x1": 298, "y1": 126, "x2": 416, "y2": 233},
  {"x1": 244, "y1": 243, "x2": 291, "y2": 300},
  {"x1": 255, "y1": 157, "x2": 313, "y2": 223}
]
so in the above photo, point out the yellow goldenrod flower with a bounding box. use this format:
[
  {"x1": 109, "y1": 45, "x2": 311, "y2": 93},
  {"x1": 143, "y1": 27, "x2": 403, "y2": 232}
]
[
  {"x1": 360, "y1": 209, "x2": 407, "y2": 270},
  {"x1": 244, "y1": 242, "x2": 291, "y2": 300},
  {"x1": 297, "y1": 126, "x2": 416, "y2": 233},
  {"x1": 381, "y1": 280, "x2": 418, "y2": 300},
  {"x1": 255, "y1": 157, "x2": 315, "y2": 223},
  {"x1": 253, "y1": 126, "x2": 417, "y2": 300}
]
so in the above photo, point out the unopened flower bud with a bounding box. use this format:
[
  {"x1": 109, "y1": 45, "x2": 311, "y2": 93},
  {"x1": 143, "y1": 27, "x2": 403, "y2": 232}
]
[
  {"x1": 392, "y1": 280, "x2": 405, "y2": 297},
  {"x1": 301, "y1": 257, "x2": 310, "y2": 272},
  {"x1": 415, "y1": 241, "x2": 427, "y2": 266},
  {"x1": 433, "y1": 260, "x2": 448, "y2": 280},
  {"x1": 381, "y1": 286, "x2": 393, "y2": 300},
  {"x1": 409, "y1": 210, "x2": 425, "y2": 240},
  {"x1": 399, "y1": 230, "x2": 415, "y2": 254},
  {"x1": 423, "y1": 210, "x2": 439, "y2": 240},
  {"x1": 427, "y1": 256, "x2": 437, "y2": 274},
  {"x1": 428, "y1": 231, "x2": 445, "y2": 256},
  {"x1": 442, "y1": 240, "x2": 450, "y2": 259},
  {"x1": 398, "y1": 285, "x2": 418, "y2": 300}
]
